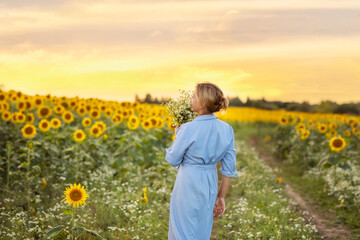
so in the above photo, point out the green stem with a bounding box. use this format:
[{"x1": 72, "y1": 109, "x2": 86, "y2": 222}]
[
  {"x1": 71, "y1": 207, "x2": 76, "y2": 240},
  {"x1": 26, "y1": 147, "x2": 31, "y2": 231},
  {"x1": 6, "y1": 142, "x2": 12, "y2": 191}
]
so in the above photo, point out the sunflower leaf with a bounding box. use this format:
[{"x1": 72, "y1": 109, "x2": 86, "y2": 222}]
[
  {"x1": 83, "y1": 228, "x2": 103, "y2": 239},
  {"x1": 45, "y1": 225, "x2": 66, "y2": 239}
]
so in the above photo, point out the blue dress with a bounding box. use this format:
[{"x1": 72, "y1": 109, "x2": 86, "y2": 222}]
[{"x1": 165, "y1": 114, "x2": 239, "y2": 240}]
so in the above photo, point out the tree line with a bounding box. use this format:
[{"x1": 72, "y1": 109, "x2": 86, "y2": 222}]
[{"x1": 136, "y1": 93, "x2": 360, "y2": 116}]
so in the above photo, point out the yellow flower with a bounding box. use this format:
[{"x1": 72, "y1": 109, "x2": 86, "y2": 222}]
[
  {"x1": 21, "y1": 124, "x2": 37, "y2": 139},
  {"x1": 103, "y1": 133, "x2": 108, "y2": 140},
  {"x1": 82, "y1": 117, "x2": 92, "y2": 127},
  {"x1": 295, "y1": 123, "x2": 306, "y2": 132},
  {"x1": 40, "y1": 178, "x2": 47, "y2": 189},
  {"x1": 89, "y1": 109, "x2": 101, "y2": 120},
  {"x1": 329, "y1": 135, "x2": 346, "y2": 152},
  {"x1": 89, "y1": 125, "x2": 101, "y2": 138},
  {"x1": 62, "y1": 110, "x2": 74, "y2": 123},
  {"x1": 50, "y1": 118, "x2": 62, "y2": 129},
  {"x1": 25, "y1": 113, "x2": 35, "y2": 124},
  {"x1": 141, "y1": 119, "x2": 152, "y2": 130},
  {"x1": 344, "y1": 130, "x2": 351, "y2": 137},
  {"x1": 340, "y1": 200, "x2": 344, "y2": 205},
  {"x1": 317, "y1": 123, "x2": 327, "y2": 133},
  {"x1": 77, "y1": 107, "x2": 87, "y2": 116},
  {"x1": 172, "y1": 134, "x2": 176, "y2": 141},
  {"x1": 2, "y1": 111, "x2": 11, "y2": 121},
  {"x1": 300, "y1": 130, "x2": 310, "y2": 140},
  {"x1": 27, "y1": 141, "x2": 34, "y2": 149},
  {"x1": 140, "y1": 187, "x2": 148, "y2": 203},
  {"x1": 276, "y1": 177, "x2": 282, "y2": 184},
  {"x1": 62, "y1": 183, "x2": 88, "y2": 208},
  {"x1": 73, "y1": 130, "x2": 86, "y2": 142},
  {"x1": 111, "y1": 113, "x2": 123, "y2": 124},
  {"x1": 127, "y1": 115, "x2": 140, "y2": 130},
  {"x1": 16, "y1": 112, "x2": 26, "y2": 123},
  {"x1": 39, "y1": 119, "x2": 51, "y2": 132},
  {"x1": 279, "y1": 116, "x2": 288, "y2": 125},
  {"x1": 37, "y1": 106, "x2": 52, "y2": 119},
  {"x1": 265, "y1": 135, "x2": 271, "y2": 141},
  {"x1": 168, "y1": 122, "x2": 177, "y2": 131}
]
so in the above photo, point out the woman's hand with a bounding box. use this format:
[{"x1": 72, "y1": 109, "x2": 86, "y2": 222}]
[
  {"x1": 213, "y1": 196, "x2": 225, "y2": 218},
  {"x1": 175, "y1": 125, "x2": 179, "y2": 134}
]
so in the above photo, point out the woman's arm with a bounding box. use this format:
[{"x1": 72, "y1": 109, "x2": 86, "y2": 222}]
[{"x1": 213, "y1": 175, "x2": 231, "y2": 218}]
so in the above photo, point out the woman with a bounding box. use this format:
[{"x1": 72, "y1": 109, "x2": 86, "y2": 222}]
[{"x1": 166, "y1": 82, "x2": 239, "y2": 240}]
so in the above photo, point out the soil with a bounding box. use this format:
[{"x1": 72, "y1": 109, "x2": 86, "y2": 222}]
[{"x1": 249, "y1": 135, "x2": 353, "y2": 240}]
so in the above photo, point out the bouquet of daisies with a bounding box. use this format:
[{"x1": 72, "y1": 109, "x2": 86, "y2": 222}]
[{"x1": 163, "y1": 89, "x2": 198, "y2": 126}]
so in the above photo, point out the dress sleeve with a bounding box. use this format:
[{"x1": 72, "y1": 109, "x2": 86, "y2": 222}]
[
  {"x1": 220, "y1": 126, "x2": 239, "y2": 178},
  {"x1": 165, "y1": 125, "x2": 190, "y2": 168}
]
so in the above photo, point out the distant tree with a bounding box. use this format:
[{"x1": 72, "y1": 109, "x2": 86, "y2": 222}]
[
  {"x1": 144, "y1": 93, "x2": 152, "y2": 103},
  {"x1": 314, "y1": 100, "x2": 338, "y2": 113},
  {"x1": 228, "y1": 96, "x2": 243, "y2": 106},
  {"x1": 333, "y1": 104, "x2": 359, "y2": 115}
]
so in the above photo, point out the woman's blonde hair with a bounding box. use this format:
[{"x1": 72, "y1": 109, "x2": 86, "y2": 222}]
[{"x1": 195, "y1": 82, "x2": 229, "y2": 113}]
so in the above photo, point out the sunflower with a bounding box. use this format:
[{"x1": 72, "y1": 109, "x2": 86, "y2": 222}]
[
  {"x1": 82, "y1": 117, "x2": 92, "y2": 127},
  {"x1": 2, "y1": 111, "x2": 11, "y2": 121},
  {"x1": 141, "y1": 119, "x2": 152, "y2": 130},
  {"x1": 76, "y1": 107, "x2": 87, "y2": 116},
  {"x1": 89, "y1": 109, "x2": 101, "y2": 120},
  {"x1": 21, "y1": 124, "x2": 37, "y2": 138},
  {"x1": 344, "y1": 130, "x2": 351, "y2": 137},
  {"x1": 16, "y1": 112, "x2": 26, "y2": 123},
  {"x1": 122, "y1": 110, "x2": 130, "y2": 119},
  {"x1": 164, "y1": 115, "x2": 172, "y2": 122},
  {"x1": 89, "y1": 125, "x2": 101, "y2": 137},
  {"x1": 11, "y1": 112, "x2": 18, "y2": 123},
  {"x1": 127, "y1": 115, "x2": 140, "y2": 130},
  {"x1": 168, "y1": 122, "x2": 177, "y2": 131},
  {"x1": 0, "y1": 92, "x2": 7, "y2": 102},
  {"x1": 105, "y1": 109, "x2": 113, "y2": 118},
  {"x1": 111, "y1": 114, "x2": 123, "y2": 124},
  {"x1": 62, "y1": 110, "x2": 74, "y2": 123},
  {"x1": 317, "y1": 123, "x2": 327, "y2": 133},
  {"x1": 156, "y1": 118, "x2": 165, "y2": 128},
  {"x1": 352, "y1": 127, "x2": 358, "y2": 135},
  {"x1": 329, "y1": 135, "x2": 346, "y2": 152},
  {"x1": 50, "y1": 118, "x2": 62, "y2": 129},
  {"x1": 279, "y1": 116, "x2": 288, "y2": 125},
  {"x1": 33, "y1": 97, "x2": 43, "y2": 107},
  {"x1": 26, "y1": 113, "x2": 35, "y2": 124},
  {"x1": 74, "y1": 130, "x2": 86, "y2": 142},
  {"x1": 94, "y1": 121, "x2": 106, "y2": 133},
  {"x1": 62, "y1": 183, "x2": 88, "y2": 208},
  {"x1": 149, "y1": 117, "x2": 157, "y2": 128},
  {"x1": 37, "y1": 106, "x2": 52, "y2": 118},
  {"x1": 53, "y1": 104, "x2": 65, "y2": 115},
  {"x1": 17, "y1": 101, "x2": 27, "y2": 110},
  {"x1": 300, "y1": 130, "x2": 310, "y2": 140},
  {"x1": 295, "y1": 123, "x2": 306, "y2": 132},
  {"x1": 39, "y1": 119, "x2": 51, "y2": 132}
]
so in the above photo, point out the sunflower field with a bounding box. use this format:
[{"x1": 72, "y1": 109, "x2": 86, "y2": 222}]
[{"x1": 0, "y1": 88, "x2": 360, "y2": 239}]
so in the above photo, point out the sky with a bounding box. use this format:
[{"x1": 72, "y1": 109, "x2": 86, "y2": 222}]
[{"x1": 1, "y1": 0, "x2": 360, "y2": 104}]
